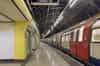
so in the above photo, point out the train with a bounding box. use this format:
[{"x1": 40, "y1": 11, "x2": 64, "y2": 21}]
[{"x1": 43, "y1": 14, "x2": 100, "y2": 66}]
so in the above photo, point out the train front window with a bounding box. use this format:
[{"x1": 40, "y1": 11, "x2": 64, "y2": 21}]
[{"x1": 91, "y1": 29, "x2": 100, "y2": 42}]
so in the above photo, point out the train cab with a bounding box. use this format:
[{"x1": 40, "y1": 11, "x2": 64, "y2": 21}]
[{"x1": 90, "y1": 19, "x2": 100, "y2": 66}]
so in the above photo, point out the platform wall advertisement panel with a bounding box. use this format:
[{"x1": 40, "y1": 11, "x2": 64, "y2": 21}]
[{"x1": 0, "y1": 23, "x2": 14, "y2": 59}]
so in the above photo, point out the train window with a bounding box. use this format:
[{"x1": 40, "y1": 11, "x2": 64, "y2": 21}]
[
  {"x1": 66, "y1": 35, "x2": 70, "y2": 41},
  {"x1": 66, "y1": 35, "x2": 68, "y2": 41},
  {"x1": 91, "y1": 29, "x2": 100, "y2": 42},
  {"x1": 62, "y1": 36, "x2": 65, "y2": 42},
  {"x1": 73, "y1": 29, "x2": 78, "y2": 42},
  {"x1": 78, "y1": 26, "x2": 84, "y2": 42},
  {"x1": 73, "y1": 30, "x2": 76, "y2": 42}
]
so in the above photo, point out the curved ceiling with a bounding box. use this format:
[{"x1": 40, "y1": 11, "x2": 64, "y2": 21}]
[
  {"x1": 0, "y1": 0, "x2": 33, "y2": 22},
  {"x1": 44, "y1": 0, "x2": 100, "y2": 37},
  {"x1": 0, "y1": 0, "x2": 27, "y2": 21}
]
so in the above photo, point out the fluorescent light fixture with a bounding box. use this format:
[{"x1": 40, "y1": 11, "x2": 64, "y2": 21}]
[
  {"x1": 68, "y1": 0, "x2": 78, "y2": 8},
  {"x1": 45, "y1": 30, "x2": 51, "y2": 36},
  {"x1": 31, "y1": 2, "x2": 59, "y2": 6},
  {"x1": 45, "y1": 7, "x2": 64, "y2": 36},
  {"x1": 53, "y1": 11, "x2": 64, "y2": 27}
]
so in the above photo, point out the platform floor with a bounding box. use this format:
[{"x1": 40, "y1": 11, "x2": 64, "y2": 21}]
[{"x1": 0, "y1": 42, "x2": 84, "y2": 66}]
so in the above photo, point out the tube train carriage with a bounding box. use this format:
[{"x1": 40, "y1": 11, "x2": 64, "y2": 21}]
[
  {"x1": 44, "y1": 14, "x2": 100, "y2": 66},
  {"x1": 0, "y1": 0, "x2": 40, "y2": 60}
]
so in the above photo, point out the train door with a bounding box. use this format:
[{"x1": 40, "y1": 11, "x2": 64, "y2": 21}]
[
  {"x1": 77, "y1": 25, "x2": 90, "y2": 62},
  {"x1": 57, "y1": 34, "x2": 61, "y2": 48},
  {"x1": 62, "y1": 33, "x2": 70, "y2": 50},
  {"x1": 59, "y1": 34, "x2": 62, "y2": 48},
  {"x1": 0, "y1": 23, "x2": 14, "y2": 59},
  {"x1": 70, "y1": 29, "x2": 78, "y2": 56},
  {"x1": 70, "y1": 32, "x2": 75, "y2": 55},
  {"x1": 57, "y1": 34, "x2": 60, "y2": 48},
  {"x1": 65, "y1": 34, "x2": 70, "y2": 50},
  {"x1": 55, "y1": 34, "x2": 58, "y2": 47},
  {"x1": 61, "y1": 34, "x2": 65, "y2": 49}
]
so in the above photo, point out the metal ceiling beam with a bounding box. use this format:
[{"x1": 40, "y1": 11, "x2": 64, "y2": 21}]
[{"x1": 0, "y1": 12, "x2": 15, "y2": 22}]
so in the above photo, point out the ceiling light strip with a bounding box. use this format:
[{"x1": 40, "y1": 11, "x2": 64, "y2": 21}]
[{"x1": 31, "y1": 2, "x2": 59, "y2": 6}]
